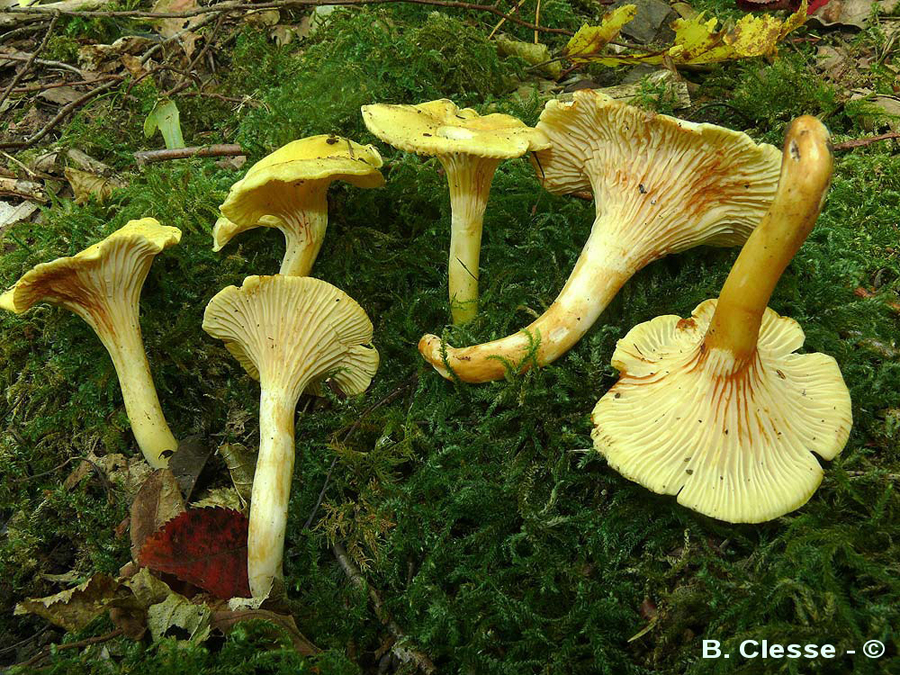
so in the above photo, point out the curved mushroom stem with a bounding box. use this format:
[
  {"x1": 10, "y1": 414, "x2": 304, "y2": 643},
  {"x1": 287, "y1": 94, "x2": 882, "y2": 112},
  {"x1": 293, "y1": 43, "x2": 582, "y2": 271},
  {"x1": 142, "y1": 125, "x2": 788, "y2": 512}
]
[
  {"x1": 703, "y1": 116, "x2": 833, "y2": 361},
  {"x1": 280, "y1": 207, "x2": 328, "y2": 277},
  {"x1": 419, "y1": 219, "x2": 636, "y2": 382},
  {"x1": 441, "y1": 154, "x2": 501, "y2": 324},
  {"x1": 103, "y1": 323, "x2": 178, "y2": 469},
  {"x1": 248, "y1": 386, "x2": 297, "y2": 598}
]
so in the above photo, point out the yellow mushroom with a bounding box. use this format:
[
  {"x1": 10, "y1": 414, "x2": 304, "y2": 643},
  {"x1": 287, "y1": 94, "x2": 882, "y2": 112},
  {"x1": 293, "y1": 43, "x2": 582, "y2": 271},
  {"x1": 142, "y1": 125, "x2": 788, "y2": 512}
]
[
  {"x1": 418, "y1": 90, "x2": 782, "y2": 382},
  {"x1": 591, "y1": 116, "x2": 851, "y2": 523},
  {"x1": 216, "y1": 135, "x2": 385, "y2": 277},
  {"x1": 202, "y1": 275, "x2": 379, "y2": 598},
  {"x1": 362, "y1": 99, "x2": 550, "y2": 324},
  {"x1": 0, "y1": 219, "x2": 181, "y2": 468}
]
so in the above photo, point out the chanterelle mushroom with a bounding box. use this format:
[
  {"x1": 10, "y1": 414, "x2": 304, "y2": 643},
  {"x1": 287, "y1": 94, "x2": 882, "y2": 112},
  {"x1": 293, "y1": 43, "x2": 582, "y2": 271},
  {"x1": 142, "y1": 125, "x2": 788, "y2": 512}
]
[
  {"x1": 418, "y1": 90, "x2": 782, "y2": 382},
  {"x1": 591, "y1": 116, "x2": 851, "y2": 523},
  {"x1": 362, "y1": 99, "x2": 550, "y2": 324},
  {"x1": 216, "y1": 135, "x2": 385, "y2": 276},
  {"x1": 0, "y1": 219, "x2": 181, "y2": 468},
  {"x1": 202, "y1": 275, "x2": 379, "y2": 598}
]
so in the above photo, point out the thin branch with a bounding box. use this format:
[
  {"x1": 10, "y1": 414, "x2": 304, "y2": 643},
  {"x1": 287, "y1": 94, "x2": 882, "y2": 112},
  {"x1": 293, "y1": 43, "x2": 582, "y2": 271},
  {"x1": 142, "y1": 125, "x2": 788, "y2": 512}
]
[
  {"x1": 333, "y1": 543, "x2": 436, "y2": 674},
  {"x1": 488, "y1": 0, "x2": 526, "y2": 39},
  {"x1": 0, "y1": 13, "x2": 59, "y2": 111},
  {"x1": 0, "y1": 51, "x2": 83, "y2": 75},
  {"x1": 8, "y1": 0, "x2": 574, "y2": 35},
  {"x1": 12, "y1": 75, "x2": 119, "y2": 93},
  {"x1": 833, "y1": 132, "x2": 900, "y2": 151},
  {"x1": 11, "y1": 628, "x2": 124, "y2": 670},
  {"x1": 134, "y1": 143, "x2": 244, "y2": 165}
]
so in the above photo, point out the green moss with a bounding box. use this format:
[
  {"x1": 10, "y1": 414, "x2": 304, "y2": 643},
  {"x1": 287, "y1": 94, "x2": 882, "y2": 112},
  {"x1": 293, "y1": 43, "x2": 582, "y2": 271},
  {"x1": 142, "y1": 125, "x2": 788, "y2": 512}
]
[{"x1": 2, "y1": 3, "x2": 900, "y2": 673}]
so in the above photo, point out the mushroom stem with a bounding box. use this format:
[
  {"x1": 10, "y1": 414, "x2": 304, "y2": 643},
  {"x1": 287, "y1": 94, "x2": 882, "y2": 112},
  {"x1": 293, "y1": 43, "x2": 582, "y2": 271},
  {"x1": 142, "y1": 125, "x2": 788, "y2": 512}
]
[
  {"x1": 248, "y1": 386, "x2": 298, "y2": 598},
  {"x1": 419, "y1": 216, "x2": 635, "y2": 382},
  {"x1": 101, "y1": 321, "x2": 178, "y2": 469},
  {"x1": 280, "y1": 205, "x2": 329, "y2": 277},
  {"x1": 441, "y1": 154, "x2": 501, "y2": 324},
  {"x1": 704, "y1": 116, "x2": 833, "y2": 361}
]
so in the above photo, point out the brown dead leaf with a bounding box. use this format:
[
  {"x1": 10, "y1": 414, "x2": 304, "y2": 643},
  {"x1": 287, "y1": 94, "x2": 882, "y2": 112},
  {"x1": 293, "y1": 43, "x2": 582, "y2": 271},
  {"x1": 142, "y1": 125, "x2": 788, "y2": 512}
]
[
  {"x1": 169, "y1": 435, "x2": 215, "y2": 500},
  {"x1": 64, "y1": 167, "x2": 124, "y2": 204},
  {"x1": 151, "y1": 0, "x2": 202, "y2": 58},
  {"x1": 218, "y1": 443, "x2": 255, "y2": 505},
  {"x1": 78, "y1": 36, "x2": 154, "y2": 73},
  {"x1": 37, "y1": 86, "x2": 82, "y2": 106},
  {"x1": 14, "y1": 574, "x2": 129, "y2": 632},
  {"x1": 130, "y1": 469, "x2": 186, "y2": 563}
]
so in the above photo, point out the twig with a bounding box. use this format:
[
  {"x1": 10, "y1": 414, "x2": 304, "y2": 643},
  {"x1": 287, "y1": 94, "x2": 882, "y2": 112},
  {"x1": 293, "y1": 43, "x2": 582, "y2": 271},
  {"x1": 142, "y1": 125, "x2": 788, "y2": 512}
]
[
  {"x1": 0, "y1": 13, "x2": 59, "y2": 111},
  {"x1": 12, "y1": 75, "x2": 120, "y2": 93},
  {"x1": 0, "y1": 21, "x2": 51, "y2": 43},
  {"x1": 178, "y1": 90, "x2": 252, "y2": 105},
  {"x1": 0, "y1": 625, "x2": 51, "y2": 657},
  {"x1": 833, "y1": 132, "x2": 900, "y2": 151},
  {"x1": 0, "y1": 52, "x2": 83, "y2": 76},
  {"x1": 0, "y1": 78, "x2": 118, "y2": 150},
  {"x1": 844, "y1": 470, "x2": 900, "y2": 480},
  {"x1": 301, "y1": 373, "x2": 419, "y2": 532},
  {"x1": 134, "y1": 143, "x2": 244, "y2": 165},
  {"x1": 488, "y1": 0, "x2": 526, "y2": 39},
  {"x1": 11, "y1": 628, "x2": 124, "y2": 670},
  {"x1": 533, "y1": 0, "x2": 540, "y2": 43},
  {"x1": 333, "y1": 543, "x2": 436, "y2": 674},
  {"x1": 9, "y1": 0, "x2": 574, "y2": 35}
]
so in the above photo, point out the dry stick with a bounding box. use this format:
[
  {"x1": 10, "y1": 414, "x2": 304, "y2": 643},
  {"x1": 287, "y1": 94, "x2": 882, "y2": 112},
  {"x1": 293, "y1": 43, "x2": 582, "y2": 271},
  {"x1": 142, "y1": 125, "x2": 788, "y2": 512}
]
[
  {"x1": 134, "y1": 143, "x2": 244, "y2": 165},
  {"x1": 12, "y1": 628, "x2": 125, "y2": 670},
  {"x1": 12, "y1": 75, "x2": 120, "y2": 93},
  {"x1": 9, "y1": 0, "x2": 573, "y2": 35},
  {"x1": 333, "y1": 543, "x2": 437, "y2": 674},
  {"x1": 0, "y1": 12, "x2": 59, "y2": 111},
  {"x1": 0, "y1": 20, "x2": 51, "y2": 43},
  {"x1": 164, "y1": 11, "x2": 227, "y2": 98},
  {"x1": 0, "y1": 52, "x2": 83, "y2": 75},
  {"x1": 533, "y1": 0, "x2": 540, "y2": 43},
  {"x1": 488, "y1": 0, "x2": 526, "y2": 39},
  {"x1": 833, "y1": 132, "x2": 900, "y2": 151}
]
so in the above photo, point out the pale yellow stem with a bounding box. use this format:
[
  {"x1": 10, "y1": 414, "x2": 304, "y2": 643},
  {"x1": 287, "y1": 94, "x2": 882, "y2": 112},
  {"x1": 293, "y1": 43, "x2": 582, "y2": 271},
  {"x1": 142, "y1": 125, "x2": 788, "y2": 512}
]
[
  {"x1": 441, "y1": 154, "x2": 501, "y2": 325},
  {"x1": 704, "y1": 116, "x2": 833, "y2": 360},
  {"x1": 248, "y1": 386, "x2": 297, "y2": 598}
]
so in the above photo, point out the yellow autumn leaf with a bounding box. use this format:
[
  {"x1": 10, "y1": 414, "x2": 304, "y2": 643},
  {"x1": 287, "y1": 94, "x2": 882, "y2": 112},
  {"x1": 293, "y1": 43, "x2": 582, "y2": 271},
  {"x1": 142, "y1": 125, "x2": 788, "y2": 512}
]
[
  {"x1": 565, "y1": 5, "x2": 638, "y2": 63},
  {"x1": 569, "y1": 0, "x2": 807, "y2": 67}
]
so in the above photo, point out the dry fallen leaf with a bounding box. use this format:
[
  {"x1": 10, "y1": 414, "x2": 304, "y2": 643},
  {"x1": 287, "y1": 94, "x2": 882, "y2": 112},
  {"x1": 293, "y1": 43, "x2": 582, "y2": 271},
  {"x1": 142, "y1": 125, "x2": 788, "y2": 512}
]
[
  {"x1": 64, "y1": 167, "x2": 124, "y2": 204},
  {"x1": 130, "y1": 469, "x2": 186, "y2": 562},
  {"x1": 566, "y1": 0, "x2": 807, "y2": 66},
  {"x1": 150, "y1": 0, "x2": 203, "y2": 58},
  {"x1": 14, "y1": 574, "x2": 129, "y2": 632},
  {"x1": 138, "y1": 507, "x2": 252, "y2": 599},
  {"x1": 565, "y1": 5, "x2": 639, "y2": 63}
]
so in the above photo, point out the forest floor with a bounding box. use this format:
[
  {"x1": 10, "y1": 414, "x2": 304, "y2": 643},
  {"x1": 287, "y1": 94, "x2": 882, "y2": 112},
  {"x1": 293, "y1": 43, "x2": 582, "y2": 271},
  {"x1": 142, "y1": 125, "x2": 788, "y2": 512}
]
[{"x1": 0, "y1": 0, "x2": 899, "y2": 672}]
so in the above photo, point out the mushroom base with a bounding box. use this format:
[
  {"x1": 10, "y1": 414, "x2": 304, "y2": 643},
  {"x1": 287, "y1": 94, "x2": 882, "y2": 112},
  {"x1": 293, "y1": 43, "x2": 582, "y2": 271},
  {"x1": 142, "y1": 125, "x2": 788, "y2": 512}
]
[{"x1": 591, "y1": 299, "x2": 852, "y2": 523}]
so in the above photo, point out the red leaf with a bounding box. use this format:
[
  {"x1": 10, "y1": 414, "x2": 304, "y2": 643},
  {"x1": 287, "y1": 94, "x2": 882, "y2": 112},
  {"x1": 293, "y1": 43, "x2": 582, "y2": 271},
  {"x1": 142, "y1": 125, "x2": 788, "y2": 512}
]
[{"x1": 138, "y1": 508, "x2": 251, "y2": 599}]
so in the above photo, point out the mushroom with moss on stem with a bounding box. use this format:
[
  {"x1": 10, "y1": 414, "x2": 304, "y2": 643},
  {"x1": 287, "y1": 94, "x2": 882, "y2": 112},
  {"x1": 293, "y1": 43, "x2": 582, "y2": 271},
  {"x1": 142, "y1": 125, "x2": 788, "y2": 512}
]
[
  {"x1": 591, "y1": 116, "x2": 851, "y2": 523},
  {"x1": 215, "y1": 135, "x2": 385, "y2": 277},
  {"x1": 202, "y1": 275, "x2": 379, "y2": 598},
  {"x1": 0, "y1": 219, "x2": 181, "y2": 468},
  {"x1": 418, "y1": 90, "x2": 783, "y2": 382},
  {"x1": 362, "y1": 99, "x2": 550, "y2": 324}
]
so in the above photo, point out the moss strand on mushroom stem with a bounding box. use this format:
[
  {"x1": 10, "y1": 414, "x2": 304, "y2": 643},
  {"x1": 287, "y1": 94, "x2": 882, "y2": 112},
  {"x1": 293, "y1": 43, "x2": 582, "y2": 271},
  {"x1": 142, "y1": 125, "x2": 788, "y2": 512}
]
[
  {"x1": 703, "y1": 116, "x2": 834, "y2": 361},
  {"x1": 441, "y1": 154, "x2": 500, "y2": 324}
]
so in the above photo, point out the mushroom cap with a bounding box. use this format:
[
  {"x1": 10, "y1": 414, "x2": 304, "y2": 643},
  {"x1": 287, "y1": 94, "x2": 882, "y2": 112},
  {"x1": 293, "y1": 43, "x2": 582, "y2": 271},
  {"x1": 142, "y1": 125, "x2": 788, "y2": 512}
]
[
  {"x1": 219, "y1": 135, "x2": 385, "y2": 226},
  {"x1": 361, "y1": 99, "x2": 551, "y2": 159},
  {"x1": 591, "y1": 299, "x2": 852, "y2": 523},
  {"x1": 211, "y1": 215, "x2": 283, "y2": 253},
  {"x1": 533, "y1": 90, "x2": 782, "y2": 248},
  {"x1": 202, "y1": 275, "x2": 379, "y2": 400},
  {"x1": 0, "y1": 218, "x2": 181, "y2": 315}
]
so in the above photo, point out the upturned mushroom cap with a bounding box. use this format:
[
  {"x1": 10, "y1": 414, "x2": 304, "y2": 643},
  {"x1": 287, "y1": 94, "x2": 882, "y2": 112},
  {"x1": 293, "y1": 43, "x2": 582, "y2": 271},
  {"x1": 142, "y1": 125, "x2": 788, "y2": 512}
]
[
  {"x1": 533, "y1": 90, "x2": 782, "y2": 249},
  {"x1": 361, "y1": 99, "x2": 551, "y2": 158},
  {"x1": 211, "y1": 215, "x2": 282, "y2": 253},
  {"x1": 201, "y1": 275, "x2": 379, "y2": 399},
  {"x1": 591, "y1": 300, "x2": 851, "y2": 523},
  {"x1": 219, "y1": 135, "x2": 384, "y2": 227},
  {"x1": 0, "y1": 219, "x2": 181, "y2": 317},
  {"x1": 0, "y1": 218, "x2": 182, "y2": 468}
]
